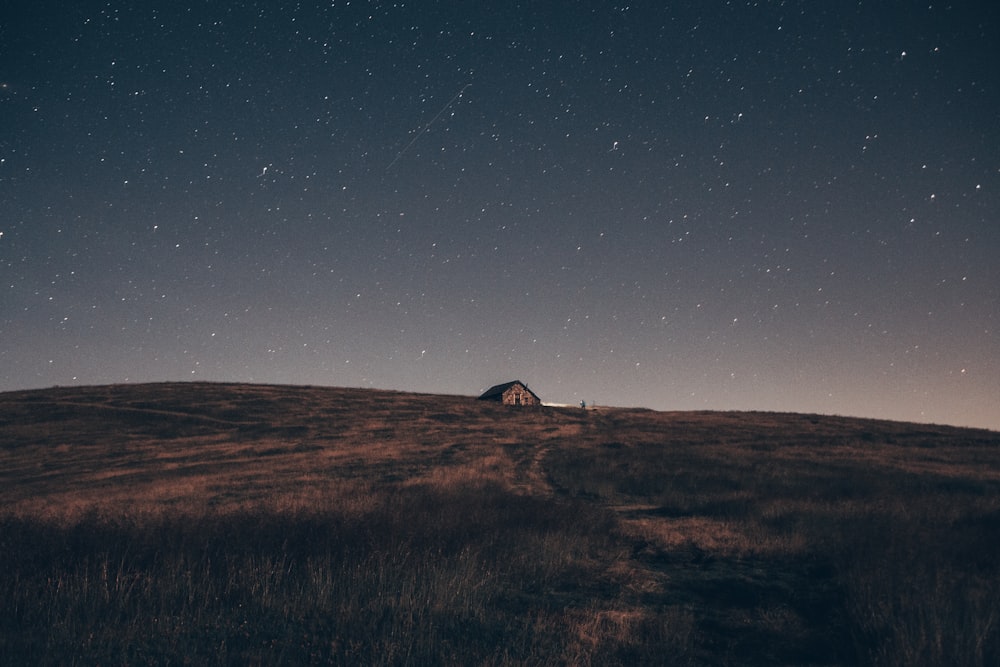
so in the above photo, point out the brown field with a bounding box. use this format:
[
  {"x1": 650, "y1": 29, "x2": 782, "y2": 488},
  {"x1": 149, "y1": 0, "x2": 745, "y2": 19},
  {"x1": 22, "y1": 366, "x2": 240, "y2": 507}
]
[{"x1": 1, "y1": 382, "x2": 999, "y2": 665}]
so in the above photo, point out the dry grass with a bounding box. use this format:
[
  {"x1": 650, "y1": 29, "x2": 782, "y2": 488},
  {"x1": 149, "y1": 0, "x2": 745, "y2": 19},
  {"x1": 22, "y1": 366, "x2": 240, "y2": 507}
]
[{"x1": 2, "y1": 382, "x2": 999, "y2": 665}]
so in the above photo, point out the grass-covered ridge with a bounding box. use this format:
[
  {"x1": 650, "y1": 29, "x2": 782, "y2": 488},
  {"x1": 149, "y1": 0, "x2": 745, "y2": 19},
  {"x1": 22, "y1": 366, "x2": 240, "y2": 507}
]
[{"x1": 2, "y1": 382, "x2": 999, "y2": 665}]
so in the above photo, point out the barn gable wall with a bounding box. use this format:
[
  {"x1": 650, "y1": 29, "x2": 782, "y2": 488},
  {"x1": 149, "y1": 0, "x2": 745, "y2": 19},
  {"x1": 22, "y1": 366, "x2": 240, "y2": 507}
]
[{"x1": 502, "y1": 384, "x2": 539, "y2": 406}]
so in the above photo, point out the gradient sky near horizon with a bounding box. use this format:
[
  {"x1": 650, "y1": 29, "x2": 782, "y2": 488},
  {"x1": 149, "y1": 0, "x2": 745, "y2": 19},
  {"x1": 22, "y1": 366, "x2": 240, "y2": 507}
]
[{"x1": 2, "y1": 2, "x2": 998, "y2": 429}]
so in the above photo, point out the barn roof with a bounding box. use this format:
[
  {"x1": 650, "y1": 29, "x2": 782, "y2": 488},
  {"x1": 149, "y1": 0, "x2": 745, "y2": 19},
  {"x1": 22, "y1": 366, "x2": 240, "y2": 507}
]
[{"x1": 478, "y1": 380, "x2": 539, "y2": 401}]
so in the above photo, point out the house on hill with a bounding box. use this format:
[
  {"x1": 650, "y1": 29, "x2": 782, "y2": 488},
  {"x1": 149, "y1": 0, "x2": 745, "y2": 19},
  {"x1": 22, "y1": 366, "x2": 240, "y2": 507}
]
[{"x1": 478, "y1": 381, "x2": 541, "y2": 406}]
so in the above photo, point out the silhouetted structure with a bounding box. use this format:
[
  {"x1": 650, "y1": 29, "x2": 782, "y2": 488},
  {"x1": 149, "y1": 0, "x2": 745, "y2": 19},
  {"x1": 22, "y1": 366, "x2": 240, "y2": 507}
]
[{"x1": 478, "y1": 381, "x2": 541, "y2": 406}]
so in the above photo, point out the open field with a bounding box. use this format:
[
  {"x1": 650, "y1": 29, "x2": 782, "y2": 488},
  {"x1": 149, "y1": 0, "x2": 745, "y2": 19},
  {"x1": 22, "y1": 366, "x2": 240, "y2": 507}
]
[{"x1": 2, "y1": 382, "x2": 999, "y2": 665}]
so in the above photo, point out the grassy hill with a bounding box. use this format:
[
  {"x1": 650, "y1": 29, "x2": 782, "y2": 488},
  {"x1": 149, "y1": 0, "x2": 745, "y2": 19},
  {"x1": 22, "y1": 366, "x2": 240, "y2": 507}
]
[{"x1": 2, "y1": 382, "x2": 999, "y2": 665}]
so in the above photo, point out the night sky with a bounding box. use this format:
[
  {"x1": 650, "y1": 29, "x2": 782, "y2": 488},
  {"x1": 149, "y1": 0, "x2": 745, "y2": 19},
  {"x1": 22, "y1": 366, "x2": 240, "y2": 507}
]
[{"x1": 3, "y1": 2, "x2": 998, "y2": 429}]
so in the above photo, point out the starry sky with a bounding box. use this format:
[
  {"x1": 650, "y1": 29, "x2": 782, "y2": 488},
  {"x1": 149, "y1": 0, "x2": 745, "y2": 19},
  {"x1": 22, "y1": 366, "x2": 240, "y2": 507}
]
[{"x1": 2, "y1": 2, "x2": 998, "y2": 429}]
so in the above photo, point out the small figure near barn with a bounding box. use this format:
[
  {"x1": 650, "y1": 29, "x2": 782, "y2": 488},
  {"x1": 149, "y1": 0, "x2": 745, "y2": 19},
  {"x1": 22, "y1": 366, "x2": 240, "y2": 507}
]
[{"x1": 478, "y1": 380, "x2": 541, "y2": 407}]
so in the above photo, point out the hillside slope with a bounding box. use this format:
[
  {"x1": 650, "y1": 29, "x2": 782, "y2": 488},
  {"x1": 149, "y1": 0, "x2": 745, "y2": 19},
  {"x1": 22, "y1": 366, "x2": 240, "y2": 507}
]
[
  {"x1": 3, "y1": 381, "x2": 995, "y2": 515},
  {"x1": 2, "y1": 382, "x2": 999, "y2": 665}
]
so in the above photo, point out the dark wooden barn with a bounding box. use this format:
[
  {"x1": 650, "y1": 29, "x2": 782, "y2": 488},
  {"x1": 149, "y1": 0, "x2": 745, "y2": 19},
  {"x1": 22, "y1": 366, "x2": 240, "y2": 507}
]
[{"x1": 477, "y1": 381, "x2": 541, "y2": 406}]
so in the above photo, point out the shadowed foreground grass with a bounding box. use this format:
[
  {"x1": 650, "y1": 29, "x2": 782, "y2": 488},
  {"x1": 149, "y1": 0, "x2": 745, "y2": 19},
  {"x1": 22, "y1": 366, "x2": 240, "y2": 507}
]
[
  {"x1": 1, "y1": 481, "x2": 697, "y2": 666},
  {"x1": 546, "y1": 429, "x2": 1000, "y2": 667},
  {"x1": 2, "y1": 383, "x2": 999, "y2": 665}
]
